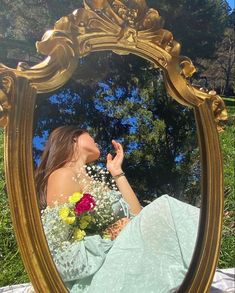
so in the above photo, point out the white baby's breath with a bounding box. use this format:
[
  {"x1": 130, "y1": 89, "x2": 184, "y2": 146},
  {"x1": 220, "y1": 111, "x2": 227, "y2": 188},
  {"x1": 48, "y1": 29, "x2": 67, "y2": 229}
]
[{"x1": 41, "y1": 164, "x2": 131, "y2": 252}]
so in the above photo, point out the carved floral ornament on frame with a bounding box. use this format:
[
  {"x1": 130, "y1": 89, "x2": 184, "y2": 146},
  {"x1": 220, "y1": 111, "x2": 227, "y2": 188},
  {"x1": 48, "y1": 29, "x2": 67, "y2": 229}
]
[{"x1": 0, "y1": 1, "x2": 229, "y2": 293}]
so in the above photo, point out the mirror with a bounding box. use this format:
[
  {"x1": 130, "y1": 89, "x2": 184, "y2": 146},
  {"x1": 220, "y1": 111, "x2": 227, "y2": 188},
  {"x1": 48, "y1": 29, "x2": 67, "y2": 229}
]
[
  {"x1": 0, "y1": 0, "x2": 228, "y2": 292},
  {"x1": 33, "y1": 51, "x2": 201, "y2": 291}
]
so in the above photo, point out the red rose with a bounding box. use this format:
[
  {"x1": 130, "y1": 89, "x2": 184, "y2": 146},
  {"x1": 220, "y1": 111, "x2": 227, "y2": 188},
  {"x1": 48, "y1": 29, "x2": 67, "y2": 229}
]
[{"x1": 74, "y1": 193, "x2": 96, "y2": 216}]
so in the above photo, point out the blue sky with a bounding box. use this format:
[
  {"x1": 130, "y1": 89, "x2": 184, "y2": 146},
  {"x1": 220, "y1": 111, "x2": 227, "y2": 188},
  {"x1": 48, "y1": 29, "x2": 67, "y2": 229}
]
[{"x1": 228, "y1": 0, "x2": 234, "y2": 9}]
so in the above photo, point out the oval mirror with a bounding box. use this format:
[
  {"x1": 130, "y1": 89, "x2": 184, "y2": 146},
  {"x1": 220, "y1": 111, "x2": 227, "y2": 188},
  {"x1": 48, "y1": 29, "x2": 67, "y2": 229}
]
[
  {"x1": 33, "y1": 51, "x2": 201, "y2": 292},
  {"x1": 0, "y1": 1, "x2": 228, "y2": 292}
]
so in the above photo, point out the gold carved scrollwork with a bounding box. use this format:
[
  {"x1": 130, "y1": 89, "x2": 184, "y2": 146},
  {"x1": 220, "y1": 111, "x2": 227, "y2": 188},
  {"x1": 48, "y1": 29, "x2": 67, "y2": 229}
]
[
  {"x1": 0, "y1": 1, "x2": 229, "y2": 292},
  {"x1": 194, "y1": 89, "x2": 228, "y2": 133},
  {"x1": 0, "y1": 70, "x2": 16, "y2": 127}
]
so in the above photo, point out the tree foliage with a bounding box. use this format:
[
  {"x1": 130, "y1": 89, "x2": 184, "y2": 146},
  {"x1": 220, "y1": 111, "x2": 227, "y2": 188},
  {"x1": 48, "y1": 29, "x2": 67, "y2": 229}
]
[
  {"x1": 195, "y1": 28, "x2": 235, "y2": 95},
  {"x1": 148, "y1": 0, "x2": 231, "y2": 59}
]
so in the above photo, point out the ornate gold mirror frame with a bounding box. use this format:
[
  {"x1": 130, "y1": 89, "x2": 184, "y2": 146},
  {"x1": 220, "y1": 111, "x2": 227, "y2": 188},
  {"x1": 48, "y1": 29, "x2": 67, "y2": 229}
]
[{"x1": 0, "y1": 1, "x2": 228, "y2": 292}]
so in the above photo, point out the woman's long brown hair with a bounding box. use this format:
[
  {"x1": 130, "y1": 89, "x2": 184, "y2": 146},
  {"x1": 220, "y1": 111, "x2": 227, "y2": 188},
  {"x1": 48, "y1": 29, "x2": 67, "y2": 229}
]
[{"x1": 35, "y1": 125, "x2": 87, "y2": 210}]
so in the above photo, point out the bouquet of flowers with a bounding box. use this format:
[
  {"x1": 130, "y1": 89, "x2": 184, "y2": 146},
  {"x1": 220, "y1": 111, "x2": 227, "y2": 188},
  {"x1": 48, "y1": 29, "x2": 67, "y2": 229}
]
[
  {"x1": 59, "y1": 192, "x2": 97, "y2": 241},
  {"x1": 58, "y1": 165, "x2": 129, "y2": 242}
]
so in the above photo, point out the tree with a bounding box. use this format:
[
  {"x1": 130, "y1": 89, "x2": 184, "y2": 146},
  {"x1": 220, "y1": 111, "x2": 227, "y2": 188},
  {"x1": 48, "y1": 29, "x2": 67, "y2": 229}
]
[
  {"x1": 0, "y1": 0, "x2": 83, "y2": 67},
  {"x1": 148, "y1": 0, "x2": 230, "y2": 59},
  {"x1": 193, "y1": 27, "x2": 235, "y2": 95}
]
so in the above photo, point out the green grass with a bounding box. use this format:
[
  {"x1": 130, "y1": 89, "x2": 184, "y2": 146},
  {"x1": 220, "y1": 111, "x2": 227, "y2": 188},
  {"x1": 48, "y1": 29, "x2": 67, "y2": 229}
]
[
  {"x1": 218, "y1": 99, "x2": 235, "y2": 268},
  {"x1": 221, "y1": 96, "x2": 235, "y2": 107},
  {"x1": 0, "y1": 129, "x2": 29, "y2": 286}
]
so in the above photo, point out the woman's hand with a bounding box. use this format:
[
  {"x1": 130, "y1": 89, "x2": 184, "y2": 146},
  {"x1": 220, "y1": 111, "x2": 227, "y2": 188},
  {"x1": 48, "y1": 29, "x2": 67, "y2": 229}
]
[
  {"x1": 106, "y1": 140, "x2": 142, "y2": 215},
  {"x1": 106, "y1": 140, "x2": 124, "y2": 177}
]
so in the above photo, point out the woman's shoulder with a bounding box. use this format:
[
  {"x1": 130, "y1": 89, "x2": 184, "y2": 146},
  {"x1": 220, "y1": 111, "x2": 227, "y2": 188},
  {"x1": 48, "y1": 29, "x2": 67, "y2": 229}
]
[
  {"x1": 47, "y1": 167, "x2": 81, "y2": 206},
  {"x1": 49, "y1": 167, "x2": 76, "y2": 181}
]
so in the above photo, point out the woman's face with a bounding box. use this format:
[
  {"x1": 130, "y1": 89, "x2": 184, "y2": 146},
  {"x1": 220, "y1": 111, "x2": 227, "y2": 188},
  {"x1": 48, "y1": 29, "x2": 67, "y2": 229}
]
[{"x1": 75, "y1": 132, "x2": 100, "y2": 163}]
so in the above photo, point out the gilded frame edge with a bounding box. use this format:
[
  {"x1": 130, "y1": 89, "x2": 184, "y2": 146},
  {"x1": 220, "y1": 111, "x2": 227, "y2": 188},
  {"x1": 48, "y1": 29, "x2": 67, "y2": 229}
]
[
  {"x1": 0, "y1": 1, "x2": 228, "y2": 292},
  {"x1": 2, "y1": 72, "x2": 66, "y2": 292}
]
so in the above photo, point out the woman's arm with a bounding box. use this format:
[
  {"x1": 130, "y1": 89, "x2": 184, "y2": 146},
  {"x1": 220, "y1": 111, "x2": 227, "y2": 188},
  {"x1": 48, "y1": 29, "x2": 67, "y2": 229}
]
[
  {"x1": 113, "y1": 175, "x2": 143, "y2": 216},
  {"x1": 106, "y1": 140, "x2": 142, "y2": 216}
]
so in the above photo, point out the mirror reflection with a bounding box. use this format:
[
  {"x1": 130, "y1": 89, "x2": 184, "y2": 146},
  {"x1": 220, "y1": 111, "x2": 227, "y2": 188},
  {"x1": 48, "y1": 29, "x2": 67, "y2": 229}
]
[{"x1": 33, "y1": 52, "x2": 201, "y2": 292}]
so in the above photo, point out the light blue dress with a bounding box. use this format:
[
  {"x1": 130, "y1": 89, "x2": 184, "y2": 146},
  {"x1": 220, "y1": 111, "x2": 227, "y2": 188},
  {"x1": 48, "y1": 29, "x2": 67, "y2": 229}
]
[{"x1": 41, "y1": 191, "x2": 199, "y2": 293}]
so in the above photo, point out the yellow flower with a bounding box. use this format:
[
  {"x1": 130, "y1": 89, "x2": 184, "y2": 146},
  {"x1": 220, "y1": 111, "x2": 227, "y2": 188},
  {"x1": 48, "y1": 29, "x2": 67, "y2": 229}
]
[
  {"x1": 59, "y1": 207, "x2": 70, "y2": 219},
  {"x1": 64, "y1": 215, "x2": 76, "y2": 225},
  {"x1": 81, "y1": 214, "x2": 92, "y2": 222},
  {"x1": 74, "y1": 228, "x2": 86, "y2": 241},
  {"x1": 79, "y1": 219, "x2": 89, "y2": 229},
  {"x1": 69, "y1": 192, "x2": 83, "y2": 203},
  {"x1": 102, "y1": 233, "x2": 111, "y2": 240},
  {"x1": 78, "y1": 214, "x2": 93, "y2": 229},
  {"x1": 59, "y1": 207, "x2": 76, "y2": 225}
]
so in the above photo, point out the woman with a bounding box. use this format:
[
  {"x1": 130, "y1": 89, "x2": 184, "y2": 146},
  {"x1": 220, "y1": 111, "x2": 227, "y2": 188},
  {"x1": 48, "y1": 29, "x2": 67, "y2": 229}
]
[
  {"x1": 35, "y1": 125, "x2": 199, "y2": 293},
  {"x1": 36, "y1": 126, "x2": 142, "y2": 215}
]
